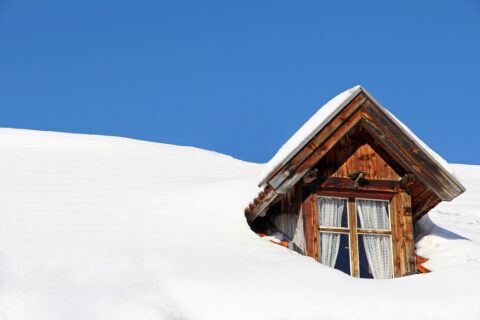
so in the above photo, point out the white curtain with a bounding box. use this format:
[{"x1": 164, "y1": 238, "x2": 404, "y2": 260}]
[
  {"x1": 357, "y1": 200, "x2": 393, "y2": 279},
  {"x1": 317, "y1": 197, "x2": 345, "y2": 268},
  {"x1": 292, "y1": 208, "x2": 306, "y2": 254}
]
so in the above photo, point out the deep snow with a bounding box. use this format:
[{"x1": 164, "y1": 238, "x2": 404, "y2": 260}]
[{"x1": 0, "y1": 128, "x2": 479, "y2": 320}]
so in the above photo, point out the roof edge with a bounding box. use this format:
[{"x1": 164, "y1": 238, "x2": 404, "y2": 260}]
[
  {"x1": 258, "y1": 85, "x2": 363, "y2": 188},
  {"x1": 360, "y1": 87, "x2": 466, "y2": 198}
]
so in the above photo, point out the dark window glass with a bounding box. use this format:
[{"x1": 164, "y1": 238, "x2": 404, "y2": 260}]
[
  {"x1": 318, "y1": 233, "x2": 351, "y2": 275},
  {"x1": 358, "y1": 235, "x2": 374, "y2": 279},
  {"x1": 333, "y1": 234, "x2": 351, "y2": 275}
]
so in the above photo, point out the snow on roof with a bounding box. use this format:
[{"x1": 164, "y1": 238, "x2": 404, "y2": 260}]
[{"x1": 259, "y1": 85, "x2": 456, "y2": 187}]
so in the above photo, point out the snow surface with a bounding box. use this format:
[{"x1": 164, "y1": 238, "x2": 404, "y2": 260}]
[
  {"x1": 0, "y1": 128, "x2": 479, "y2": 319},
  {"x1": 259, "y1": 85, "x2": 456, "y2": 186}
]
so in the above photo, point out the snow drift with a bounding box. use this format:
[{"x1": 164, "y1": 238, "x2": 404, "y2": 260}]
[{"x1": 0, "y1": 128, "x2": 479, "y2": 319}]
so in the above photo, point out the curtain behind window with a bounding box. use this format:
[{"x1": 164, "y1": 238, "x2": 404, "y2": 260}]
[
  {"x1": 317, "y1": 197, "x2": 345, "y2": 268},
  {"x1": 357, "y1": 200, "x2": 393, "y2": 279}
]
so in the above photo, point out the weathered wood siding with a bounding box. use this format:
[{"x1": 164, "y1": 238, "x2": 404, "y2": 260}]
[
  {"x1": 315, "y1": 131, "x2": 402, "y2": 181},
  {"x1": 333, "y1": 143, "x2": 401, "y2": 180}
]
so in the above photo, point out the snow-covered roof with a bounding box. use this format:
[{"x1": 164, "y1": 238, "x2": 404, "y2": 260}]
[{"x1": 259, "y1": 85, "x2": 457, "y2": 187}]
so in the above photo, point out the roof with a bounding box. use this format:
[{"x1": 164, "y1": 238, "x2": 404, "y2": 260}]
[
  {"x1": 247, "y1": 86, "x2": 466, "y2": 222},
  {"x1": 259, "y1": 85, "x2": 454, "y2": 187}
]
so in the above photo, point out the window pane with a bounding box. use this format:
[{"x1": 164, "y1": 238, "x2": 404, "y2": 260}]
[
  {"x1": 356, "y1": 199, "x2": 390, "y2": 230},
  {"x1": 319, "y1": 233, "x2": 350, "y2": 275},
  {"x1": 358, "y1": 235, "x2": 373, "y2": 279},
  {"x1": 358, "y1": 234, "x2": 393, "y2": 279},
  {"x1": 317, "y1": 197, "x2": 348, "y2": 228}
]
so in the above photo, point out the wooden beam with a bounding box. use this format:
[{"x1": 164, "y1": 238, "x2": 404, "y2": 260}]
[
  {"x1": 400, "y1": 173, "x2": 416, "y2": 191},
  {"x1": 412, "y1": 190, "x2": 441, "y2": 221},
  {"x1": 245, "y1": 188, "x2": 278, "y2": 222},
  {"x1": 314, "y1": 176, "x2": 402, "y2": 193},
  {"x1": 316, "y1": 189, "x2": 395, "y2": 200}
]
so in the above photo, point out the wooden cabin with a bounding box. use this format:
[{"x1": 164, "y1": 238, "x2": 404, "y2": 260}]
[{"x1": 245, "y1": 86, "x2": 465, "y2": 279}]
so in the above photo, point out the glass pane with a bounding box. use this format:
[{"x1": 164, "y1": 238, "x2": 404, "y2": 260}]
[
  {"x1": 358, "y1": 234, "x2": 393, "y2": 279},
  {"x1": 319, "y1": 233, "x2": 350, "y2": 275},
  {"x1": 317, "y1": 197, "x2": 348, "y2": 228},
  {"x1": 358, "y1": 235, "x2": 373, "y2": 279},
  {"x1": 356, "y1": 199, "x2": 390, "y2": 230}
]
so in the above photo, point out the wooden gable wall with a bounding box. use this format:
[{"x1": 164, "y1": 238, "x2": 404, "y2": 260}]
[{"x1": 315, "y1": 131, "x2": 401, "y2": 181}]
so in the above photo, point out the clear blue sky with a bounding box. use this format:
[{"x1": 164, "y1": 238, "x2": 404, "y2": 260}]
[{"x1": 0, "y1": 1, "x2": 479, "y2": 164}]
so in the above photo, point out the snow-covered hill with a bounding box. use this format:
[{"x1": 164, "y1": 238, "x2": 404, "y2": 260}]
[{"x1": 0, "y1": 128, "x2": 479, "y2": 320}]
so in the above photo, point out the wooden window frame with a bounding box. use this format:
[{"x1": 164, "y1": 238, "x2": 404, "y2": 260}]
[{"x1": 316, "y1": 190, "x2": 395, "y2": 278}]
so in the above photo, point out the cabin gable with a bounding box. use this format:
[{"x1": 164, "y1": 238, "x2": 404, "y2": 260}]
[{"x1": 246, "y1": 86, "x2": 465, "y2": 279}]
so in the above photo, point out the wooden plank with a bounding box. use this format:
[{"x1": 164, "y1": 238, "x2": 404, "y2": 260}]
[
  {"x1": 399, "y1": 191, "x2": 416, "y2": 274},
  {"x1": 348, "y1": 198, "x2": 359, "y2": 277},
  {"x1": 302, "y1": 194, "x2": 316, "y2": 259},
  {"x1": 390, "y1": 193, "x2": 403, "y2": 277}
]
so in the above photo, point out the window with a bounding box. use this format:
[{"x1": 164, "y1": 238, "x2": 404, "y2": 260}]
[{"x1": 317, "y1": 196, "x2": 393, "y2": 279}]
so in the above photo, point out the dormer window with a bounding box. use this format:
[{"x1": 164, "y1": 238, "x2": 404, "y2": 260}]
[
  {"x1": 318, "y1": 196, "x2": 393, "y2": 279},
  {"x1": 245, "y1": 86, "x2": 465, "y2": 279}
]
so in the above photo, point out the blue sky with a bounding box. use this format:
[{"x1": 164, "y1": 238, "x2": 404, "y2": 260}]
[{"x1": 0, "y1": 1, "x2": 479, "y2": 164}]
